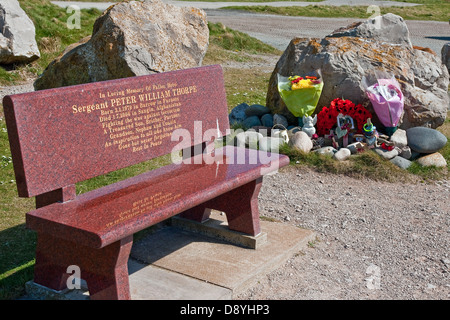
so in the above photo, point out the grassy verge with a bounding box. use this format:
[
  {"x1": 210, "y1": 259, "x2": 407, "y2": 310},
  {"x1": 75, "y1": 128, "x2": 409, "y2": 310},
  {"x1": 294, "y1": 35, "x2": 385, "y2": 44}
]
[
  {"x1": 54, "y1": 0, "x2": 323, "y2": 2},
  {"x1": 222, "y1": 2, "x2": 450, "y2": 22}
]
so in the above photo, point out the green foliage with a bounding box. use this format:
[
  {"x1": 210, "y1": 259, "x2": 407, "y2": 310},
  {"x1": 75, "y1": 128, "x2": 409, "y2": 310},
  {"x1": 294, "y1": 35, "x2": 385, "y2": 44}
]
[
  {"x1": 222, "y1": 3, "x2": 450, "y2": 22},
  {"x1": 279, "y1": 143, "x2": 420, "y2": 182},
  {"x1": 208, "y1": 22, "x2": 280, "y2": 55}
]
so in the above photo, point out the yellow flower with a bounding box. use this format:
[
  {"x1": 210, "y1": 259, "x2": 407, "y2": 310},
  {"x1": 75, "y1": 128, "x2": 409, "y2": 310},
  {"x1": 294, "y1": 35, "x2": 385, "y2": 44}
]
[{"x1": 291, "y1": 79, "x2": 314, "y2": 90}]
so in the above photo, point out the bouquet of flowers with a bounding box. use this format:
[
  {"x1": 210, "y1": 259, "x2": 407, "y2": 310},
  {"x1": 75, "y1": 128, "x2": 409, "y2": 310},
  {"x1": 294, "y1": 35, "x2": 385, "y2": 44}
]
[
  {"x1": 362, "y1": 71, "x2": 404, "y2": 136},
  {"x1": 316, "y1": 98, "x2": 372, "y2": 136},
  {"x1": 277, "y1": 70, "x2": 324, "y2": 126}
]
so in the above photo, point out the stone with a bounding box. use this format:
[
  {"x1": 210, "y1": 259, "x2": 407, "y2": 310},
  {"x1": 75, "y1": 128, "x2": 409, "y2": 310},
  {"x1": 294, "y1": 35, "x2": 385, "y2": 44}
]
[
  {"x1": 245, "y1": 104, "x2": 270, "y2": 117},
  {"x1": 289, "y1": 131, "x2": 313, "y2": 153},
  {"x1": 261, "y1": 113, "x2": 274, "y2": 128},
  {"x1": 0, "y1": 0, "x2": 40, "y2": 64},
  {"x1": 333, "y1": 148, "x2": 351, "y2": 161},
  {"x1": 34, "y1": 0, "x2": 209, "y2": 90},
  {"x1": 266, "y1": 14, "x2": 449, "y2": 130},
  {"x1": 374, "y1": 147, "x2": 399, "y2": 160},
  {"x1": 258, "y1": 137, "x2": 285, "y2": 153},
  {"x1": 236, "y1": 130, "x2": 263, "y2": 149},
  {"x1": 314, "y1": 146, "x2": 337, "y2": 157},
  {"x1": 389, "y1": 129, "x2": 408, "y2": 148},
  {"x1": 390, "y1": 156, "x2": 412, "y2": 169},
  {"x1": 410, "y1": 151, "x2": 422, "y2": 160},
  {"x1": 442, "y1": 43, "x2": 450, "y2": 73},
  {"x1": 229, "y1": 103, "x2": 250, "y2": 125},
  {"x1": 273, "y1": 114, "x2": 289, "y2": 129},
  {"x1": 242, "y1": 116, "x2": 262, "y2": 129},
  {"x1": 416, "y1": 152, "x2": 447, "y2": 167},
  {"x1": 399, "y1": 146, "x2": 412, "y2": 159},
  {"x1": 328, "y1": 13, "x2": 412, "y2": 48},
  {"x1": 406, "y1": 127, "x2": 447, "y2": 153}
]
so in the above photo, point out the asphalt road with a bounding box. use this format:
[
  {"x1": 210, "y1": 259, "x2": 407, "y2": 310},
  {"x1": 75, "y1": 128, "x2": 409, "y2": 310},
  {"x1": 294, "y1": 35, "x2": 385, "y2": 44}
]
[
  {"x1": 206, "y1": 9, "x2": 449, "y2": 53},
  {"x1": 52, "y1": 1, "x2": 449, "y2": 54}
]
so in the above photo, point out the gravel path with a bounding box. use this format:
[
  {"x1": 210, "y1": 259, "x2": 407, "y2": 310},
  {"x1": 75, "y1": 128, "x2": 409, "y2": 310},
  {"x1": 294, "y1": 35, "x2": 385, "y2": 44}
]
[{"x1": 234, "y1": 166, "x2": 449, "y2": 300}]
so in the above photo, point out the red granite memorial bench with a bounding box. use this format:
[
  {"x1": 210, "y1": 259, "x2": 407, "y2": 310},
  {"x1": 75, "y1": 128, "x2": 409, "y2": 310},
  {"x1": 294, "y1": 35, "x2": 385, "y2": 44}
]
[{"x1": 4, "y1": 65, "x2": 289, "y2": 300}]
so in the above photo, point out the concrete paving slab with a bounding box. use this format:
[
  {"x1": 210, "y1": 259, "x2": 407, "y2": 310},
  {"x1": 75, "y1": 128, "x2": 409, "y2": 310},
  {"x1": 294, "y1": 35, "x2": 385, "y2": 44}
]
[
  {"x1": 129, "y1": 260, "x2": 232, "y2": 300},
  {"x1": 131, "y1": 212, "x2": 315, "y2": 297},
  {"x1": 24, "y1": 213, "x2": 314, "y2": 300}
]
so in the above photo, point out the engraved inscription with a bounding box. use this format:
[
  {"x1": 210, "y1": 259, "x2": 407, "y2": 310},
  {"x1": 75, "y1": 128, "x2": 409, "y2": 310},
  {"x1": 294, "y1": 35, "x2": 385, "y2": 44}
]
[
  {"x1": 71, "y1": 81, "x2": 197, "y2": 152},
  {"x1": 106, "y1": 192, "x2": 182, "y2": 228}
]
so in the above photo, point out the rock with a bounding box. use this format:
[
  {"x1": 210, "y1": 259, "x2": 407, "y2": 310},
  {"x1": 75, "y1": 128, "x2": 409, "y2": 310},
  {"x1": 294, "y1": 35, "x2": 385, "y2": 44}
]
[
  {"x1": 245, "y1": 104, "x2": 270, "y2": 117},
  {"x1": 259, "y1": 137, "x2": 285, "y2": 153},
  {"x1": 390, "y1": 156, "x2": 412, "y2": 169},
  {"x1": 416, "y1": 152, "x2": 447, "y2": 167},
  {"x1": 34, "y1": 0, "x2": 209, "y2": 90},
  {"x1": 410, "y1": 151, "x2": 422, "y2": 160},
  {"x1": 289, "y1": 131, "x2": 313, "y2": 153},
  {"x1": 261, "y1": 113, "x2": 274, "y2": 128},
  {"x1": 390, "y1": 129, "x2": 408, "y2": 148},
  {"x1": 442, "y1": 43, "x2": 450, "y2": 73},
  {"x1": 236, "y1": 130, "x2": 263, "y2": 149},
  {"x1": 406, "y1": 127, "x2": 447, "y2": 153},
  {"x1": 399, "y1": 146, "x2": 412, "y2": 159},
  {"x1": 333, "y1": 148, "x2": 351, "y2": 161},
  {"x1": 314, "y1": 146, "x2": 337, "y2": 157},
  {"x1": 273, "y1": 114, "x2": 289, "y2": 129},
  {"x1": 229, "y1": 103, "x2": 250, "y2": 125},
  {"x1": 328, "y1": 13, "x2": 412, "y2": 48},
  {"x1": 0, "y1": 0, "x2": 40, "y2": 64},
  {"x1": 374, "y1": 147, "x2": 399, "y2": 160},
  {"x1": 242, "y1": 116, "x2": 262, "y2": 129},
  {"x1": 266, "y1": 14, "x2": 449, "y2": 130}
]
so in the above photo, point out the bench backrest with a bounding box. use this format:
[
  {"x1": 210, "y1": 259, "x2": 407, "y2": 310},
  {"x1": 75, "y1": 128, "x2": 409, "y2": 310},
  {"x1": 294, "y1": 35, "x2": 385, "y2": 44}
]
[{"x1": 4, "y1": 65, "x2": 229, "y2": 198}]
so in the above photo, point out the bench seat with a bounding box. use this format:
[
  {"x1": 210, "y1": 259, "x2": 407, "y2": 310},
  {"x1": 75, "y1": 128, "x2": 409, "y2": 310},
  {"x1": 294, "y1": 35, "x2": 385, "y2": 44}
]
[
  {"x1": 4, "y1": 64, "x2": 290, "y2": 299},
  {"x1": 27, "y1": 146, "x2": 289, "y2": 249}
]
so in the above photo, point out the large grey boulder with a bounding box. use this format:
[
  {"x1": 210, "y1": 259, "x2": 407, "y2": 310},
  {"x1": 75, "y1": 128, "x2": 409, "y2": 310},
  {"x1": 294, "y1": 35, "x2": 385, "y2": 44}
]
[
  {"x1": 442, "y1": 43, "x2": 450, "y2": 74},
  {"x1": 0, "y1": 0, "x2": 40, "y2": 64},
  {"x1": 266, "y1": 14, "x2": 449, "y2": 130},
  {"x1": 34, "y1": 0, "x2": 209, "y2": 90},
  {"x1": 328, "y1": 13, "x2": 412, "y2": 48}
]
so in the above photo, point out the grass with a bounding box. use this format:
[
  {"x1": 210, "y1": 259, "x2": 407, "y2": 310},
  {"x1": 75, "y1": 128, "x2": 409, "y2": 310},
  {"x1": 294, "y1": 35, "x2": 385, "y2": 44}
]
[
  {"x1": 0, "y1": 0, "x2": 449, "y2": 300},
  {"x1": 223, "y1": 0, "x2": 450, "y2": 22},
  {"x1": 54, "y1": 0, "x2": 324, "y2": 1}
]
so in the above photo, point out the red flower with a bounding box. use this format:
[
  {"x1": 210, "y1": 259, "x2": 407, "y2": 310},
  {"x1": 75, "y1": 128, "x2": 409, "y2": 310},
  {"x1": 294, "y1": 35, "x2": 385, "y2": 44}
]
[{"x1": 316, "y1": 98, "x2": 372, "y2": 136}]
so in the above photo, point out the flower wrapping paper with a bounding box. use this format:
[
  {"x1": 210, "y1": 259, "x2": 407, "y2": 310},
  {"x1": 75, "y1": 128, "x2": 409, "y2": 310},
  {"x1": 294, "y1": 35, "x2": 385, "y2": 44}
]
[
  {"x1": 362, "y1": 72, "x2": 404, "y2": 128},
  {"x1": 277, "y1": 71, "x2": 324, "y2": 118}
]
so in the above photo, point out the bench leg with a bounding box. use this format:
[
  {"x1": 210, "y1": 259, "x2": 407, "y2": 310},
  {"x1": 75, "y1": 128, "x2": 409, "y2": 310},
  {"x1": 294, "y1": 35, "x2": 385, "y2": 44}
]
[
  {"x1": 33, "y1": 233, "x2": 133, "y2": 300},
  {"x1": 180, "y1": 177, "x2": 263, "y2": 236}
]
